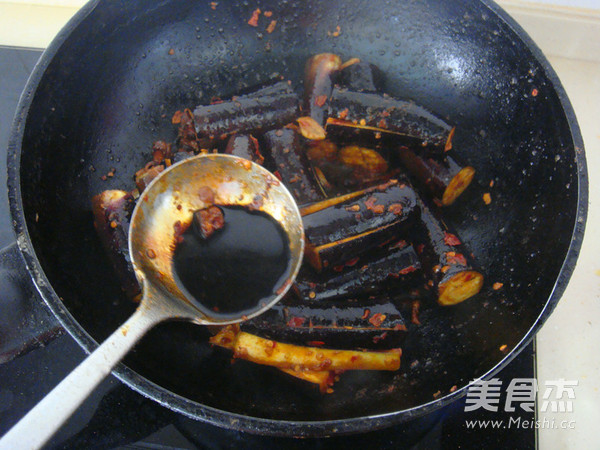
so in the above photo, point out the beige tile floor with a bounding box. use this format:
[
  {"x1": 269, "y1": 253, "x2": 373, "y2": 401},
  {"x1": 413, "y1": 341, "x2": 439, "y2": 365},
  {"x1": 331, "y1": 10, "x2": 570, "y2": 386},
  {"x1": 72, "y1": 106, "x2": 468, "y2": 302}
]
[{"x1": 1, "y1": 1, "x2": 598, "y2": 448}]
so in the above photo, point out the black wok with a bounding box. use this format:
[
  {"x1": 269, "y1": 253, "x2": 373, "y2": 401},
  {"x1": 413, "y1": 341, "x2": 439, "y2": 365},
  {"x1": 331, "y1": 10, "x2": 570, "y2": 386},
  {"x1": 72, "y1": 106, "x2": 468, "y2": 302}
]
[{"x1": 7, "y1": 0, "x2": 586, "y2": 436}]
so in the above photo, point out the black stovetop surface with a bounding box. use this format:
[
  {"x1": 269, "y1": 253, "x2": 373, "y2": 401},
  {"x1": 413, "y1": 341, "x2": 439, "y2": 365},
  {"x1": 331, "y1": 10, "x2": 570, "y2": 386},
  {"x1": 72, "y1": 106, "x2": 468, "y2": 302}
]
[{"x1": 0, "y1": 46, "x2": 536, "y2": 449}]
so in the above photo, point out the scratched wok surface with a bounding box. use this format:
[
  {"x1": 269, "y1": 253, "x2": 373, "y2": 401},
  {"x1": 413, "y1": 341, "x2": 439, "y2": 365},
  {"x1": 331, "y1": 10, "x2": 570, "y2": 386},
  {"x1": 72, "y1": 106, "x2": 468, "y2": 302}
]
[{"x1": 8, "y1": 0, "x2": 585, "y2": 435}]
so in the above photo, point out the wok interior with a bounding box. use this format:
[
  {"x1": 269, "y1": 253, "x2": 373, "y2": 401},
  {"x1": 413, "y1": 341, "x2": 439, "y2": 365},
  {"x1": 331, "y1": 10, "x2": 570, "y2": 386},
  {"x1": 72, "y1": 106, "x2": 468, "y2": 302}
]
[{"x1": 18, "y1": 0, "x2": 579, "y2": 424}]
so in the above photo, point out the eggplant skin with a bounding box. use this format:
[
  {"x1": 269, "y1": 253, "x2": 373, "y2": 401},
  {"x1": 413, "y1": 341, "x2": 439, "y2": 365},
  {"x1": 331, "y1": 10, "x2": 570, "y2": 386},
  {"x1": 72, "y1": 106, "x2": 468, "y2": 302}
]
[
  {"x1": 262, "y1": 128, "x2": 325, "y2": 205},
  {"x1": 413, "y1": 197, "x2": 483, "y2": 305},
  {"x1": 333, "y1": 61, "x2": 385, "y2": 93},
  {"x1": 193, "y1": 86, "x2": 300, "y2": 139},
  {"x1": 328, "y1": 87, "x2": 455, "y2": 152},
  {"x1": 301, "y1": 180, "x2": 418, "y2": 270},
  {"x1": 224, "y1": 134, "x2": 265, "y2": 165},
  {"x1": 241, "y1": 299, "x2": 408, "y2": 350},
  {"x1": 295, "y1": 243, "x2": 422, "y2": 302},
  {"x1": 395, "y1": 146, "x2": 475, "y2": 206},
  {"x1": 303, "y1": 53, "x2": 342, "y2": 126},
  {"x1": 91, "y1": 190, "x2": 140, "y2": 299}
]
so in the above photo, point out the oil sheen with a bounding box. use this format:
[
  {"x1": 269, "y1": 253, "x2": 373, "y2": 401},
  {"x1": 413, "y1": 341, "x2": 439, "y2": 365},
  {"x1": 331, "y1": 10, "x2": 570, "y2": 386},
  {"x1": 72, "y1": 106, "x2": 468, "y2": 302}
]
[{"x1": 173, "y1": 205, "x2": 291, "y2": 319}]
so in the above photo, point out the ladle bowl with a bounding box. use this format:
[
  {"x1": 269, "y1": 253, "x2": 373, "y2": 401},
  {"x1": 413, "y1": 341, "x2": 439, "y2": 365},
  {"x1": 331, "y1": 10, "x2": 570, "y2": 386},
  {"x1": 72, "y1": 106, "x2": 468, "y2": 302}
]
[{"x1": 0, "y1": 154, "x2": 305, "y2": 449}]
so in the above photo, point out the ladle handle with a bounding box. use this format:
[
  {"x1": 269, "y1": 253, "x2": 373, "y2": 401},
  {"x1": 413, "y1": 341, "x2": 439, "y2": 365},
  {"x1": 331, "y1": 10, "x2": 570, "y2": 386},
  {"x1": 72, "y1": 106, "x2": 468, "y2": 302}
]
[{"x1": 0, "y1": 302, "x2": 167, "y2": 450}]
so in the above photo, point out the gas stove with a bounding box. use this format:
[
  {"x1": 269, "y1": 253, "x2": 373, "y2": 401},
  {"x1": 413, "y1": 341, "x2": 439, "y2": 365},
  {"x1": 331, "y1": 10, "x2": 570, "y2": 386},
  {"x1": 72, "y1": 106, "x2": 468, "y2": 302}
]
[{"x1": 0, "y1": 46, "x2": 536, "y2": 449}]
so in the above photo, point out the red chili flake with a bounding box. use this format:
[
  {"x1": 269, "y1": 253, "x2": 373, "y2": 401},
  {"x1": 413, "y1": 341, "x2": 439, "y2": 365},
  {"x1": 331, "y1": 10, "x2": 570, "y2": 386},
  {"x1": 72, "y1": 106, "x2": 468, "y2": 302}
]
[
  {"x1": 350, "y1": 355, "x2": 360, "y2": 363},
  {"x1": 377, "y1": 119, "x2": 388, "y2": 129},
  {"x1": 483, "y1": 192, "x2": 492, "y2": 205},
  {"x1": 168, "y1": 48, "x2": 175, "y2": 55},
  {"x1": 328, "y1": 25, "x2": 341, "y2": 37},
  {"x1": 264, "y1": 10, "x2": 273, "y2": 17},
  {"x1": 345, "y1": 204, "x2": 360, "y2": 212},
  {"x1": 450, "y1": 385, "x2": 458, "y2": 393},
  {"x1": 247, "y1": 8, "x2": 261, "y2": 27},
  {"x1": 372, "y1": 332, "x2": 388, "y2": 344},
  {"x1": 531, "y1": 88, "x2": 538, "y2": 97},
  {"x1": 360, "y1": 309, "x2": 370, "y2": 320},
  {"x1": 444, "y1": 232, "x2": 461, "y2": 246},
  {"x1": 273, "y1": 170, "x2": 283, "y2": 181},
  {"x1": 369, "y1": 313, "x2": 386, "y2": 327},
  {"x1": 307, "y1": 341, "x2": 325, "y2": 347},
  {"x1": 390, "y1": 240, "x2": 408, "y2": 249},
  {"x1": 393, "y1": 324, "x2": 407, "y2": 331},
  {"x1": 398, "y1": 265, "x2": 417, "y2": 275},
  {"x1": 287, "y1": 316, "x2": 306, "y2": 327},
  {"x1": 489, "y1": 179, "x2": 494, "y2": 188},
  {"x1": 499, "y1": 344, "x2": 508, "y2": 352},
  {"x1": 447, "y1": 253, "x2": 467, "y2": 266},
  {"x1": 319, "y1": 359, "x2": 332, "y2": 370},
  {"x1": 388, "y1": 203, "x2": 403, "y2": 215},
  {"x1": 315, "y1": 95, "x2": 328, "y2": 107},
  {"x1": 210, "y1": 1, "x2": 218, "y2": 9},
  {"x1": 411, "y1": 300, "x2": 421, "y2": 325},
  {"x1": 100, "y1": 175, "x2": 107, "y2": 181},
  {"x1": 344, "y1": 257, "x2": 359, "y2": 267},
  {"x1": 364, "y1": 196, "x2": 383, "y2": 213},
  {"x1": 338, "y1": 108, "x2": 349, "y2": 120},
  {"x1": 266, "y1": 20, "x2": 277, "y2": 33},
  {"x1": 333, "y1": 265, "x2": 344, "y2": 272},
  {"x1": 493, "y1": 282, "x2": 504, "y2": 290},
  {"x1": 172, "y1": 110, "x2": 183, "y2": 124}
]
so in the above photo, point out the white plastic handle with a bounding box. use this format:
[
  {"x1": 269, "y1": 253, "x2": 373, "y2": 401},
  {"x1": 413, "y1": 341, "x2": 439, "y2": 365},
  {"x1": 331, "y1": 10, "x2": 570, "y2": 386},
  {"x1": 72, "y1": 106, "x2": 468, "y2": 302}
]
[{"x1": 0, "y1": 302, "x2": 168, "y2": 450}]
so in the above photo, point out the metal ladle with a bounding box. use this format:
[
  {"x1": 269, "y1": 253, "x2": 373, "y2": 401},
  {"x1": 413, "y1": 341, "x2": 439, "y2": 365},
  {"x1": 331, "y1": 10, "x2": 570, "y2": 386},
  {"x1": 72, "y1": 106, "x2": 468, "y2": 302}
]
[{"x1": 0, "y1": 154, "x2": 305, "y2": 449}]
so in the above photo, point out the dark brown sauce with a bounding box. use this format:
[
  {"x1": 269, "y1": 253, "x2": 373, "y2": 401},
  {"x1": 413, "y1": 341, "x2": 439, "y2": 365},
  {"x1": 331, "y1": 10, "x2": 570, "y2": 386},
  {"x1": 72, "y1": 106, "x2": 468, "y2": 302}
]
[{"x1": 173, "y1": 205, "x2": 292, "y2": 319}]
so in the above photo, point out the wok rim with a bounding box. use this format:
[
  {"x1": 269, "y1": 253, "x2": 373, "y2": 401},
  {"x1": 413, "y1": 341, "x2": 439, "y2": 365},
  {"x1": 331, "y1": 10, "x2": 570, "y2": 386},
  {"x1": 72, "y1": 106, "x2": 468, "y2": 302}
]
[{"x1": 6, "y1": 0, "x2": 588, "y2": 436}]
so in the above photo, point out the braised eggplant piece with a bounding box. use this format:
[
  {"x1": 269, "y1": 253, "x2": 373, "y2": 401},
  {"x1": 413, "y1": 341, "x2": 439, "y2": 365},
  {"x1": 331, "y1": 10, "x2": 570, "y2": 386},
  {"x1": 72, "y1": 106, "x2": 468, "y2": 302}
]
[
  {"x1": 294, "y1": 243, "x2": 422, "y2": 301},
  {"x1": 301, "y1": 179, "x2": 418, "y2": 271},
  {"x1": 211, "y1": 325, "x2": 401, "y2": 371},
  {"x1": 192, "y1": 205, "x2": 225, "y2": 240},
  {"x1": 414, "y1": 197, "x2": 483, "y2": 305},
  {"x1": 91, "y1": 190, "x2": 140, "y2": 299},
  {"x1": 134, "y1": 161, "x2": 164, "y2": 193},
  {"x1": 151, "y1": 140, "x2": 173, "y2": 163},
  {"x1": 262, "y1": 128, "x2": 325, "y2": 205},
  {"x1": 233, "y1": 78, "x2": 293, "y2": 99},
  {"x1": 193, "y1": 87, "x2": 299, "y2": 140},
  {"x1": 224, "y1": 134, "x2": 265, "y2": 165},
  {"x1": 325, "y1": 117, "x2": 397, "y2": 148},
  {"x1": 396, "y1": 146, "x2": 475, "y2": 206},
  {"x1": 173, "y1": 108, "x2": 202, "y2": 153},
  {"x1": 241, "y1": 300, "x2": 408, "y2": 350},
  {"x1": 303, "y1": 53, "x2": 342, "y2": 126},
  {"x1": 333, "y1": 61, "x2": 385, "y2": 93},
  {"x1": 328, "y1": 87, "x2": 455, "y2": 152}
]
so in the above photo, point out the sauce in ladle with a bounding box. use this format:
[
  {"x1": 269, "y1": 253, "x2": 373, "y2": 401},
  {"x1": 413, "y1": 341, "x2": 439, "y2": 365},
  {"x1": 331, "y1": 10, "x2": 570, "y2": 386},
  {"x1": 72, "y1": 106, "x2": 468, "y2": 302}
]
[{"x1": 173, "y1": 205, "x2": 292, "y2": 320}]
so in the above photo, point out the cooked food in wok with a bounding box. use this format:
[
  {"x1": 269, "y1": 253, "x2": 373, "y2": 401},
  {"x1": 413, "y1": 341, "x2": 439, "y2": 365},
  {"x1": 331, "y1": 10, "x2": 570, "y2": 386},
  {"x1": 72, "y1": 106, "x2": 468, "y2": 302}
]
[{"x1": 92, "y1": 54, "x2": 482, "y2": 393}]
